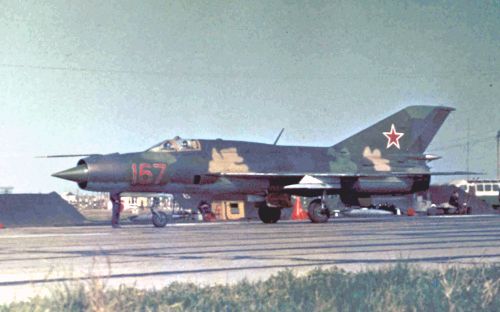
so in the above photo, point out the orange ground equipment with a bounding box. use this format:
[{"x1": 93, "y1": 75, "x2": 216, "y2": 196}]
[{"x1": 291, "y1": 197, "x2": 309, "y2": 220}]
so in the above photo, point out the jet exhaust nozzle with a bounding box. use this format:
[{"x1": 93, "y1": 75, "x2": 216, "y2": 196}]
[{"x1": 52, "y1": 164, "x2": 88, "y2": 183}]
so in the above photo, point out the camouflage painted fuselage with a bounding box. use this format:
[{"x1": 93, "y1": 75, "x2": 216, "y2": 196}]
[
  {"x1": 74, "y1": 137, "x2": 431, "y2": 205},
  {"x1": 54, "y1": 105, "x2": 454, "y2": 207}
]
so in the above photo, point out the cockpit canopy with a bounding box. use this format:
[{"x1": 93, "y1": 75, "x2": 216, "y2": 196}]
[{"x1": 147, "y1": 137, "x2": 201, "y2": 153}]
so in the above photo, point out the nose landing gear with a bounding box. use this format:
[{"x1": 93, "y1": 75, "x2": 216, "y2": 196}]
[
  {"x1": 308, "y1": 199, "x2": 330, "y2": 223},
  {"x1": 308, "y1": 191, "x2": 330, "y2": 223},
  {"x1": 150, "y1": 197, "x2": 168, "y2": 227}
]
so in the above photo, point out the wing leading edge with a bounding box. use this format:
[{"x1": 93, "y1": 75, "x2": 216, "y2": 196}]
[
  {"x1": 212, "y1": 171, "x2": 478, "y2": 178},
  {"x1": 211, "y1": 171, "x2": 481, "y2": 191}
]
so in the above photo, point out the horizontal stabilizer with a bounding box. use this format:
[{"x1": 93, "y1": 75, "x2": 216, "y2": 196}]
[{"x1": 427, "y1": 171, "x2": 484, "y2": 176}]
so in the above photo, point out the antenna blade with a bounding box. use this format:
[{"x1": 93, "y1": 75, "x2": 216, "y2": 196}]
[{"x1": 273, "y1": 128, "x2": 285, "y2": 145}]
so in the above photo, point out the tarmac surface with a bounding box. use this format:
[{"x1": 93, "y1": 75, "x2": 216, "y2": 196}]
[{"x1": 1, "y1": 214, "x2": 500, "y2": 303}]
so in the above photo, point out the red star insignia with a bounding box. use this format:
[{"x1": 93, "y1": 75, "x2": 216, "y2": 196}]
[{"x1": 383, "y1": 124, "x2": 404, "y2": 149}]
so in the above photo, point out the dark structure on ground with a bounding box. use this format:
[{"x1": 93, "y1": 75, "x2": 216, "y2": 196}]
[{"x1": 0, "y1": 192, "x2": 85, "y2": 227}]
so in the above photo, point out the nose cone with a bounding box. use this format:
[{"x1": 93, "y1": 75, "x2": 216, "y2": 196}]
[{"x1": 52, "y1": 164, "x2": 88, "y2": 183}]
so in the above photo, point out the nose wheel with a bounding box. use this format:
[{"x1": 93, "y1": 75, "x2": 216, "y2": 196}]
[
  {"x1": 150, "y1": 197, "x2": 168, "y2": 227},
  {"x1": 308, "y1": 198, "x2": 330, "y2": 223},
  {"x1": 152, "y1": 211, "x2": 168, "y2": 227}
]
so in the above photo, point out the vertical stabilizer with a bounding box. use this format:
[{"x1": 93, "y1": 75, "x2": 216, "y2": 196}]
[{"x1": 333, "y1": 106, "x2": 454, "y2": 155}]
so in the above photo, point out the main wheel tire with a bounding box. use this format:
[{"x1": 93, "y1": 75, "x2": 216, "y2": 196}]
[
  {"x1": 152, "y1": 211, "x2": 168, "y2": 228},
  {"x1": 258, "y1": 206, "x2": 281, "y2": 223},
  {"x1": 308, "y1": 199, "x2": 330, "y2": 223}
]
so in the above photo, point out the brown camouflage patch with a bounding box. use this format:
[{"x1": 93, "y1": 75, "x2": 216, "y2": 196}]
[
  {"x1": 363, "y1": 146, "x2": 391, "y2": 171},
  {"x1": 209, "y1": 148, "x2": 249, "y2": 173}
]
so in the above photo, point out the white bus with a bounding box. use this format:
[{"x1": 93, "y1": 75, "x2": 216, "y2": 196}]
[{"x1": 449, "y1": 179, "x2": 500, "y2": 209}]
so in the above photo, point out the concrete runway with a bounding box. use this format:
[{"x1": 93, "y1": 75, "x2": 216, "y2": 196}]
[{"x1": 1, "y1": 215, "x2": 500, "y2": 303}]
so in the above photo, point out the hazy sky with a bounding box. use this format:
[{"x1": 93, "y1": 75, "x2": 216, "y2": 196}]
[{"x1": 0, "y1": 0, "x2": 499, "y2": 193}]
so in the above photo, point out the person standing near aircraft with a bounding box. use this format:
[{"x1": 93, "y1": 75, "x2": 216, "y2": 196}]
[
  {"x1": 111, "y1": 193, "x2": 122, "y2": 228},
  {"x1": 449, "y1": 190, "x2": 460, "y2": 212}
]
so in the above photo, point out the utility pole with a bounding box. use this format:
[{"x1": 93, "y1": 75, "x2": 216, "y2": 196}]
[
  {"x1": 466, "y1": 119, "x2": 470, "y2": 180},
  {"x1": 497, "y1": 130, "x2": 500, "y2": 180}
]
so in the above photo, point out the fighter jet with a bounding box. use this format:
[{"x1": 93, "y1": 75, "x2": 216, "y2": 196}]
[{"x1": 52, "y1": 105, "x2": 462, "y2": 227}]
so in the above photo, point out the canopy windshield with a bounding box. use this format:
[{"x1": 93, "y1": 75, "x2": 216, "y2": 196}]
[{"x1": 147, "y1": 137, "x2": 201, "y2": 152}]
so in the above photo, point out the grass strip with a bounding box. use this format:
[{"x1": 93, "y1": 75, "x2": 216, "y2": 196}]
[{"x1": 2, "y1": 264, "x2": 499, "y2": 311}]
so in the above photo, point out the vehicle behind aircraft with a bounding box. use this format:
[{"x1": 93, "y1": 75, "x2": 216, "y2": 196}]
[{"x1": 450, "y1": 179, "x2": 500, "y2": 209}]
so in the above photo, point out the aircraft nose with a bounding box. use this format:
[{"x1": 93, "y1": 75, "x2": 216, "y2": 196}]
[{"x1": 52, "y1": 164, "x2": 88, "y2": 183}]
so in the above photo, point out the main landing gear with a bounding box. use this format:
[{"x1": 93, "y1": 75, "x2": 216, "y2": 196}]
[
  {"x1": 308, "y1": 191, "x2": 330, "y2": 223},
  {"x1": 110, "y1": 194, "x2": 167, "y2": 228},
  {"x1": 151, "y1": 197, "x2": 168, "y2": 228},
  {"x1": 258, "y1": 205, "x2": 281, "y2": 223}
]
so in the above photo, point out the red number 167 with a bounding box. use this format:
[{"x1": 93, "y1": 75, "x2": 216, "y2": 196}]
[{"x1": 131, "y1": 163, "x2": 167, "y2": 185}]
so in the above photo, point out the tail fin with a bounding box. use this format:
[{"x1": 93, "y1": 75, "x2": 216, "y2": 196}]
[{"x1": 333, "y1": 105, "x2": 454, "y2": 155}]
